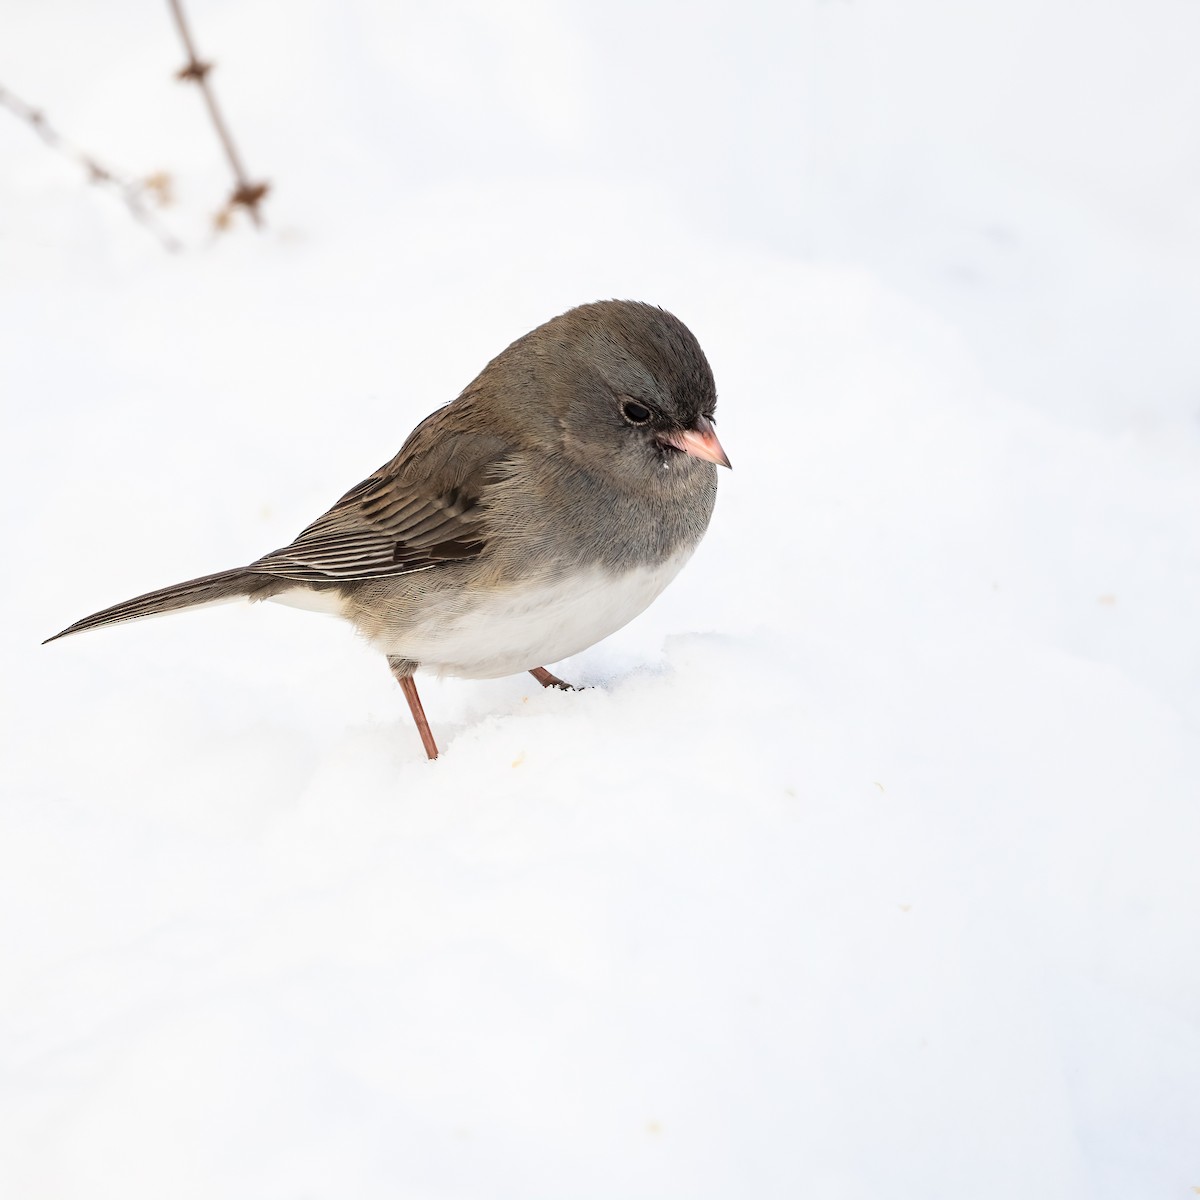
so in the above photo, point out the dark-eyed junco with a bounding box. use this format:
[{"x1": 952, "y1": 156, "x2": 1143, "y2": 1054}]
[{"x1": 46, "y1": 300, "x2": 730, "y2": 759}]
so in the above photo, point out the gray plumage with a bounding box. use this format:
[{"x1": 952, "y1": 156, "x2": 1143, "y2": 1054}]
[{"x1": 46, "y1": 300, "x2": 730, "y2": 759}]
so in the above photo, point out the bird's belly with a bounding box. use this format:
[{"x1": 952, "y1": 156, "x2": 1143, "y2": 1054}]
[{"x1": 375, "y1": 551, "x2": 694, "y2": 679}]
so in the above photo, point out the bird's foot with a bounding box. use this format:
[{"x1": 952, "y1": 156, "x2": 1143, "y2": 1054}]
[{"x1": 529, "y1": 666, "x2": 577, "y2": 691}]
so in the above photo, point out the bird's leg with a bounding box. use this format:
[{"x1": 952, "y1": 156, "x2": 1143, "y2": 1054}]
[
  {"x1": 388, "y1": 658, "x2": 439, "y2": 760},
  {"x1": 399, "y1": 677, "x2": 439, "y2": 760},
  {"x1": 529, "y1": 666, "x2": 576, "y2": 691}
]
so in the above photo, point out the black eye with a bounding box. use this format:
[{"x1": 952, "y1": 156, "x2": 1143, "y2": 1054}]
[{"x1": 620, "y1": 399, "x2": 653, "y2": 425}]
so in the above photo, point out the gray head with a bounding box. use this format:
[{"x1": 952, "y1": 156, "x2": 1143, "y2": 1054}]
[{"x1": 476, "y1": 299, "x2": 730, "y2": 490}]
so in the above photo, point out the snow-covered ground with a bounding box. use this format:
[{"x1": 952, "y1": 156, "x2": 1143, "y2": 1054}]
[{"x1": 3, "y1": 3, "x2": 1199, "y2": 1197}]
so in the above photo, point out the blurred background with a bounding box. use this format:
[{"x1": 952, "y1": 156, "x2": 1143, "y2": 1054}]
[
  {"x1": 4, "y1": 0, "x2": 1198, "y2": 434},
  {"x1": 3, "y1": 3, "x2": 1199, "y2": 1198}
]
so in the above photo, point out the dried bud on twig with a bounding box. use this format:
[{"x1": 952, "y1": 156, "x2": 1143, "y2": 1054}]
[
  {"x1": 143, "y1": 172, "x2": 175, "y2": 207},
  {"x1": 175, "y1": 59, "x2": 212, "y2": 83}
]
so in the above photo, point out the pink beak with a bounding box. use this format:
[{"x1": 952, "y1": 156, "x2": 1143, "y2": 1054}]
[{"x1": 659, "y1": 415, "x2": 732, "y2": 469}]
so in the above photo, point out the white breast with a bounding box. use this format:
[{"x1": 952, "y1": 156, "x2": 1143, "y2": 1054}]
[{"x1": 377, "y1": 550, "x2": 695, "y2": 679}]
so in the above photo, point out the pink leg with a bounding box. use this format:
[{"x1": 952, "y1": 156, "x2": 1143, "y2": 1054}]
[
  {"x1": 396, "y1": 673, "x2": 439, "y2": 760},
  {"x1": 529, "y1": 666, "x2": 576, "y2": 691}
]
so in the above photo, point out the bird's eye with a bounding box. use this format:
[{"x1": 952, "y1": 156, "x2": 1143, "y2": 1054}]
[{"x1": 620, "y1": 399, "x2": 653, "y2": 425}]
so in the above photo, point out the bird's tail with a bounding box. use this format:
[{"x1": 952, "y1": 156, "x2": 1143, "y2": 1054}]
[{"x1": 44, "y1": 568, "x2": 282, "y2": 643}]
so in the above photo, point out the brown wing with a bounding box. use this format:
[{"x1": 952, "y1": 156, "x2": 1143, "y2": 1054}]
[{"x1": 251, "y1": 418, "x2": 511, "y2": 583}]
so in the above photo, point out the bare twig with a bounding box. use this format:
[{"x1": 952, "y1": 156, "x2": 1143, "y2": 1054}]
[
  {"x1": 166, "y1": 0, "x2": 269, "y2": 228},
  {"x1": 0, "y1": 81, "x2": 182, "y2": 252}
]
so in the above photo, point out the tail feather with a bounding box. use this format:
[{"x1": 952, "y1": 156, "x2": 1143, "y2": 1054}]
[{"x1": 44, "y1": 568, "x2": 282, "y2": 644}]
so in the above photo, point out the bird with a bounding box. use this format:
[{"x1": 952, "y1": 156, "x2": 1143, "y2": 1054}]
[{"x1": 45, "y1": 300, "x2": 730, "y2": 760}]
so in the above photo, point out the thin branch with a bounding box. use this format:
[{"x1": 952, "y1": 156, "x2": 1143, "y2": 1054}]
[
  {"x1": 166, "y1": 0, "x2": 269, "y2": 228},
  {"x1": 0, "y1": 81, "x2": 182, "y2": 252}
]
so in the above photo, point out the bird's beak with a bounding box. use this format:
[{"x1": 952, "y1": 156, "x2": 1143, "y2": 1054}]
[{"x1": 658, "y1": 415, "x2": 732, "y2": 469}]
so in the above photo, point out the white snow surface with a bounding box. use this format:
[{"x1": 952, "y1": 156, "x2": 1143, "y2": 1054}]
[{"x1": 3, "y1": 3, "x2": 1200, "y2": 1198}]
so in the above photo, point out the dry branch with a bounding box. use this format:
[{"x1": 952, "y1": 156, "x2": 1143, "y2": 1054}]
[
  {"x1": 166, "y1": 0, "x2": 269, "y2": 229},
  {"x1": 0, "y1": 81, "x2": 181, "y2": 252}
]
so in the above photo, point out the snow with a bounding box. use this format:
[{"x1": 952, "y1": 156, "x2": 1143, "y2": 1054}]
[{"x1": 3, "y1": 2, "x2": 1200, "y2": 1197}]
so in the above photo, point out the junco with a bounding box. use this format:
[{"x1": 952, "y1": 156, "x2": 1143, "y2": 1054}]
[{"x1": 46, "y1": 300, "x2": 730, "y2": 759}]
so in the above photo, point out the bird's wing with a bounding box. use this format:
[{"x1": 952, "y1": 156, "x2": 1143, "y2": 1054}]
[{"x1": 251, "y1": 419, "x2": 512, "y2": 583}]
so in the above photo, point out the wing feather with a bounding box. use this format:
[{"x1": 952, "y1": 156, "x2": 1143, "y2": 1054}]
[{"x1": 250, "y1": 422, "x2": 510, "y2": 583}]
